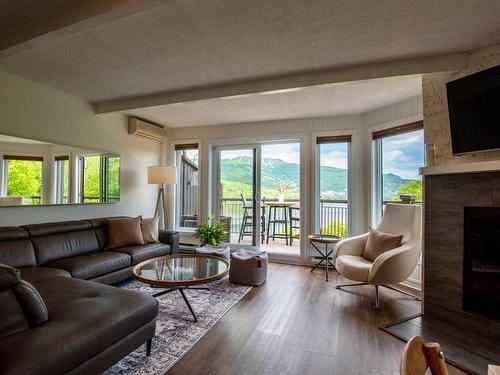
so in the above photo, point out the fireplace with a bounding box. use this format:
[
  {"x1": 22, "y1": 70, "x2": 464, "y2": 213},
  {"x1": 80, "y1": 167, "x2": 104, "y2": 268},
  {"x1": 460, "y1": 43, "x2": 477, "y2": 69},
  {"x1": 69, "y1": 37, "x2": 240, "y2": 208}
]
[{"x1": 463, "y1": 206, "x2": 500, "y2": 321}]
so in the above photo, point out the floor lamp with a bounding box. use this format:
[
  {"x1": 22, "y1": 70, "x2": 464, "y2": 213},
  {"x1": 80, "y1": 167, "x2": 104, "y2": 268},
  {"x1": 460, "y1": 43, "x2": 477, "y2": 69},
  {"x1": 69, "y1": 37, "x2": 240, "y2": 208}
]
[{"x1": 148, "y1": 166, "x2": 177, "y2": 229}]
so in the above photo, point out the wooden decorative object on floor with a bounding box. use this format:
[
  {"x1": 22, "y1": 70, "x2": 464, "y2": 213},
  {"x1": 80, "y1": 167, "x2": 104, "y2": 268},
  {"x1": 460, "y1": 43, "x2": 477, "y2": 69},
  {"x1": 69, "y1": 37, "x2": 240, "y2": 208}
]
[
  {"x1": 401, "y1": 336, "x2": 448, "y2": 375},
  {"x1": 489, "y1": 365, "x2": 500, "y2": 375}
]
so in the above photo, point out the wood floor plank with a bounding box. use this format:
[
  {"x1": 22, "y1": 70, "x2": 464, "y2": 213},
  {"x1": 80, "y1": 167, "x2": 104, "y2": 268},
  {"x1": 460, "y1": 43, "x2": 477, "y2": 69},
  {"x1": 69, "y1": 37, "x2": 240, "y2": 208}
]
[{"x1": 168, "y1": 264, "x2": 468, "y2": 375}]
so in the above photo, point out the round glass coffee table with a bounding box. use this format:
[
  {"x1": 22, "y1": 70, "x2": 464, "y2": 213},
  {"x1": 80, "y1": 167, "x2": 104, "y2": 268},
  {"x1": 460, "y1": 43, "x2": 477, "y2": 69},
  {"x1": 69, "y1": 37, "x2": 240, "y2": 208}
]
[{"x1": 133, "y1": 254, "x2": 230, "y2": 322}]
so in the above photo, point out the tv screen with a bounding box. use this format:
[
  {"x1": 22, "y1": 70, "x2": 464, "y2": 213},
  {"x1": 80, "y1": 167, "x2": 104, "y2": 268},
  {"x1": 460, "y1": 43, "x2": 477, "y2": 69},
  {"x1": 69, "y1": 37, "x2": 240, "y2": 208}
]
[{"x1": 446, "y1": 64, "x2": 500, "y2": 155}]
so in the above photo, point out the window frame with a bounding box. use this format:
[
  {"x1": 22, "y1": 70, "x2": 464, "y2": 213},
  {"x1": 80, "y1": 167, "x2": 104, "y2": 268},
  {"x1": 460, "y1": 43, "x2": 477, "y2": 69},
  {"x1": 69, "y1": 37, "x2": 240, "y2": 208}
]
[
  {"x1": 78, "y1": 153, "x2": 120, "y2": 203},
  {"x1": 173, "y1": 142, "x2": 201, "y2": 232},
  {"x1": 371, "y1": 121, "x2": 424, "y2": 225},
  {"x1": 312, "y1": 132, "x2": 353, "y2": 237},
  {"x1": 1, "y1": 153, "x2": 45, "y2": 205}
]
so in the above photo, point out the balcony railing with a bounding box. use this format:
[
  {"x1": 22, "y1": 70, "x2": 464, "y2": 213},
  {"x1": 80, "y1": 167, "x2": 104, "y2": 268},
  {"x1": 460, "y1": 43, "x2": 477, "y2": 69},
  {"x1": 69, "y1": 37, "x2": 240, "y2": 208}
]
[{"x1": 220, "y1": 198, "x2": 349, "y2": 238}]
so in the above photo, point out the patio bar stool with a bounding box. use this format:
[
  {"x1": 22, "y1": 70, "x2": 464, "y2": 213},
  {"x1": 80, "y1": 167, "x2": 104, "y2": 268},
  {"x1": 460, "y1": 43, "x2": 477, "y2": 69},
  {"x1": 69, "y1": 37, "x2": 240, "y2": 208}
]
[
  {"x1": 289, "y1": 205, "x2": 300, "y2": 246},
  {"x1": 266, "y1": 202, "x2": 293, "y2": 245},
  {"x1": 238, "y1": 193, "x2": 266, "y2": 243}
]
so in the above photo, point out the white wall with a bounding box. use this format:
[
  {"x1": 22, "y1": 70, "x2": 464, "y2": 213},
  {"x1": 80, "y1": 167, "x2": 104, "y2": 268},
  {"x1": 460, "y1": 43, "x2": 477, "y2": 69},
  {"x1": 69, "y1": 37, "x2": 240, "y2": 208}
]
[{"x1": 0, "y1": 71, "x2": 161, "y2": 226}]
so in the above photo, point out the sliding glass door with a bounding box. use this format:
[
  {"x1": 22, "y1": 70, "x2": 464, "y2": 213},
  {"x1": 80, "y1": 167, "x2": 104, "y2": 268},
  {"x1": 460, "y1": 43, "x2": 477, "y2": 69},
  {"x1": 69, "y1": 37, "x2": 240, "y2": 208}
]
[{"x1": 215, "y1": 145, "x2": 261, "y2": 247}]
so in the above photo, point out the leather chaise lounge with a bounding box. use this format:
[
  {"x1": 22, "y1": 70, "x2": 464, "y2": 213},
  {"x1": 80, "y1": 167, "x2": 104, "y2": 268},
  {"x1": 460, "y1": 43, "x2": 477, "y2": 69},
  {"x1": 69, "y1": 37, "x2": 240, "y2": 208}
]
[{"x1": 0, "y1": 217, "x2": 180, "y2": 375}]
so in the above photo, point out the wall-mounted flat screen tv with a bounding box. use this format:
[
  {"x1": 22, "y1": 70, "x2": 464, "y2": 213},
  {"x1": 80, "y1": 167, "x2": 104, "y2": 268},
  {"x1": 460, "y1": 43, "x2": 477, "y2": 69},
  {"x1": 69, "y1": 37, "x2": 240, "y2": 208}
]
[{"x1": 446, "y1": 64, "x2": 500, "y2": 155}]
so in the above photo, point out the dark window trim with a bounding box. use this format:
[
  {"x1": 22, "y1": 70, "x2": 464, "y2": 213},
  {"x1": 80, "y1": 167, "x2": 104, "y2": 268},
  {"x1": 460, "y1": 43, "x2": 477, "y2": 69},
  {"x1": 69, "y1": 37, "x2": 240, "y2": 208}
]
[
  {"x1": 372, "y1": 120, "x2": 423, "y2": 140},
  {"x1": 175, "y1": 143, "x2": 199, "y2": 151},
  {"x1": 55, "y1": 155, "x2": 69, "y2": 161},
  {"x1": 316, "y1": 135, "x2": 352, "y2": 144},
  {"x1": 3, "y1": 155, "x2": 44, "y2": 162}
]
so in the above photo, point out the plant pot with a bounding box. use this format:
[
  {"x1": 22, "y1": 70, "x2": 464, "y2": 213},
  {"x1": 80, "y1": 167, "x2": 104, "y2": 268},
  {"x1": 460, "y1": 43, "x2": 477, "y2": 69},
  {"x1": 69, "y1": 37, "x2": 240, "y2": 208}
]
[{"x1": 278, "y1": 194, "x2": 285, "y2": 203}]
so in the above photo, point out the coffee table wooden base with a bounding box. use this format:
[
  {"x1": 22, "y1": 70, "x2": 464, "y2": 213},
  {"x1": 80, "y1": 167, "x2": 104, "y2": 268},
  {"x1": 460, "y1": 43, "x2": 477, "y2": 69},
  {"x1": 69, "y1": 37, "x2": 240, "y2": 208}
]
[{"x1": 152, "y1": 286, "x2": 210, "y2": 322}]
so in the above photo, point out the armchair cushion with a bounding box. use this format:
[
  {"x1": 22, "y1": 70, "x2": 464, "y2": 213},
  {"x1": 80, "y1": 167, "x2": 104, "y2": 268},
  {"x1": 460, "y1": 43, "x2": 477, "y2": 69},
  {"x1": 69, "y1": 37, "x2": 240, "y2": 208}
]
[
  {"x1": 362, "y1": 228, "x2": 402, "y2": 262},
  {"x1": 335, "y1": 255, "x2": 372, "y2": 282}
]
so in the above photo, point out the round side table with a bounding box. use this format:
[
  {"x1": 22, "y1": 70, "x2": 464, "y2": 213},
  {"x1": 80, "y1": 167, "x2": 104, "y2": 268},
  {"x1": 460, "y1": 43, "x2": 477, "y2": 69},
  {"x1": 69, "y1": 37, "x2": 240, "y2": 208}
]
[{"x1": 308, "y1": 234, "x2": 342, "y2": 281}]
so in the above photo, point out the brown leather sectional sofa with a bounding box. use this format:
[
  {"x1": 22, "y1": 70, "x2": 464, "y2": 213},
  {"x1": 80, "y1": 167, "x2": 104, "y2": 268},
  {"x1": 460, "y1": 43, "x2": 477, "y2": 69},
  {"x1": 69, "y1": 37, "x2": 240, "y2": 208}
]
[{"x1": 0, "y1": 217, "x2": 180, "y2": 375}]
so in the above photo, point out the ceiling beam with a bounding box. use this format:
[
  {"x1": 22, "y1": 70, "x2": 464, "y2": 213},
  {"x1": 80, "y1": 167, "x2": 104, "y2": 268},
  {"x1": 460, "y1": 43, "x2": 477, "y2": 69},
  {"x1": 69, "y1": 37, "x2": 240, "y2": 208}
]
[
  {"x1": 93, "y1": 52, "x2": 468, "y2": 114},
  {"x1": 0, "y1": 0, "x2": 169, "y2": 59}
]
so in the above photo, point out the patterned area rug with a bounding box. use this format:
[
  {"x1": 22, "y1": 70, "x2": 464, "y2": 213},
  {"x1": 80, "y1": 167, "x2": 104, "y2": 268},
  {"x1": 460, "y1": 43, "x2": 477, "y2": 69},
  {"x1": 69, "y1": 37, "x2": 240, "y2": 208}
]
[{"x1": 105, "y1": 277, "x2": 251, "y2": 374}]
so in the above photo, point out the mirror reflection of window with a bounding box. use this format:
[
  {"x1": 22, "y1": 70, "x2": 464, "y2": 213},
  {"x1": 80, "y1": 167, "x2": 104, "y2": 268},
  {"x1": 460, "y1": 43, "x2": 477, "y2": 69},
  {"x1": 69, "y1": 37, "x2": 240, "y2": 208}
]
[
  {"x1": 54, "y1": 156, "x2": 69, "y2": 204},
  {"x1": 3, "y1": 155, "x2": 43, "y2": 205},
  {"x1": 79, "y1": 154, "x2": 120, "y2": 203},
  {"x1": 105, "y1": 156, "x2": 120, "y2": 203}
]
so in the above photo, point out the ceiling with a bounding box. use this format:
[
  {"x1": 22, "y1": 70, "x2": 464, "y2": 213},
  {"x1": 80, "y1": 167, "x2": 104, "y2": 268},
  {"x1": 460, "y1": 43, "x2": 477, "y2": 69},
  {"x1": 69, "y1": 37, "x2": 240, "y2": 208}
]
[
  {"x1": 0, "y1": 0, "x2": 498, "y2": 128},
  {"x1": 0, "y1": 134, "x2": 51, "y2": 145},
  {"x1": 126, "y1": 75, "x2": 422, "y2": 127},
  {"x1": 0, "y1": 0, "x2": 499, "y2": 106}
]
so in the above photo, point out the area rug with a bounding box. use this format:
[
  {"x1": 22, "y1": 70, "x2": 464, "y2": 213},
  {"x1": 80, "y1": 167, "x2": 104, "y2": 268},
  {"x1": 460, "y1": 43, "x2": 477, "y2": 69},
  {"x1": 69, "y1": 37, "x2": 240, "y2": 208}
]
[{"x1": 105, "y1": 277, "x2": 252, "y2": 374}]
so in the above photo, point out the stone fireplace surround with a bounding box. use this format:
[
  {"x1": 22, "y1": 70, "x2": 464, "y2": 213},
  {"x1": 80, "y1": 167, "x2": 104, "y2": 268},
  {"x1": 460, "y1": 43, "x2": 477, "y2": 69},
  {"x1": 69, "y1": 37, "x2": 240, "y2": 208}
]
[
  {"x1": 422, "y1": 168, "x2": 500, "y2": 374},
  {"x1": 382, "y1": 165, "x2": 500, "y2": 375},
  {"x1": 424, "y1": 171, "x2": 500, "y2": 339}
]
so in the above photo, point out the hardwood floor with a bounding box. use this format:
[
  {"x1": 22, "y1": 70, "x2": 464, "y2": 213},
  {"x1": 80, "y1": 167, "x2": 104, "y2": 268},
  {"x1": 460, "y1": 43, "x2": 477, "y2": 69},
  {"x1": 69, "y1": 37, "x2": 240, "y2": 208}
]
[{"x1": 169, "y1": 264, "x2": 468, "y2": 375}]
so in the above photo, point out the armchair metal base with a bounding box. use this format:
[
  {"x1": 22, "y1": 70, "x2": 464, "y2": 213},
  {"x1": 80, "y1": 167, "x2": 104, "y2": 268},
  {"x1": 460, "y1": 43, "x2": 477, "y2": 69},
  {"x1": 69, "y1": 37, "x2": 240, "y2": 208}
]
[{"x1": 336, "y1": 282, "x2": 420, "y2": 309}]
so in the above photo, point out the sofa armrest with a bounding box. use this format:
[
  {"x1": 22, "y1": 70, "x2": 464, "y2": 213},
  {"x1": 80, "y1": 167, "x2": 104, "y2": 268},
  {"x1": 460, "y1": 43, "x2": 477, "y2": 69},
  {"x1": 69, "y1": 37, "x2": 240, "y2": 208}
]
[{"x1": 159, "y1": 230, "x2": 180, "y2": 254}]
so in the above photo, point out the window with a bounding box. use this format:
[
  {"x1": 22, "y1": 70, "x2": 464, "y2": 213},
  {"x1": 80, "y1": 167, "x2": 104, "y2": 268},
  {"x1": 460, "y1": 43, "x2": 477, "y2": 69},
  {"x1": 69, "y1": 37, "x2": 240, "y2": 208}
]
[
  {"x1": 79, "y1": 154, "x2": 120, "y2": 203},
  {"x1": 175, "y1": 144, "x2": 199, "y2": 229},
  {"x1": 316, "y1": 135, "x2": 351, "y2": 237},
  {"x1": 2, "y1": 155, "x2": 43, "y2": 205},
  {"x1": 372, "y1": 121, "x2": 424, "y2": 222},
  {"x1": 54, "y1": 156, "x2": 69, "y2": 204}
]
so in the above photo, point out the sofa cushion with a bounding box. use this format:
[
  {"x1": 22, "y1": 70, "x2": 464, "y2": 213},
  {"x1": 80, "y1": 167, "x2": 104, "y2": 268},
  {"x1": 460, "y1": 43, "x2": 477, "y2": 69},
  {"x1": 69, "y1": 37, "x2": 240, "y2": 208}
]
[
  {"x1": 0, "y1": 227, "x2": 37, "y2": 268},
  {"x1": 362, "y1": 228, "x2": 403, "y2": 262},
  {"x1": 23, "y1": 220, "x2": 101, "y2": 266},
  {"x1": 0, "y1": 276, "x2": 158, "y2": 375},
  {"x1": 88, "y1": 218, "x2": 108, "y2": 249},
  {"x1": 20, "y1": 267, "x2": 71, "y2": 285},
  {"x1": 141, "y1": 217, "x2": 159, "y2": 243},
  {"x1": 45, "y1": 252, "x2": 131, "y2": 280},
  {"x1": 0, "y1": 263, "x2": 21, "y2": 290},
  {"x1": 107, "y1": 216, "x2": 145, "y2": 249},
  {"x1": 335, "y1": 255, "x2": 373, "y2": 282},
  {"x1": 113, "y1": 242, "x2": 170, "y2": 265},
  {"x1": 12, "y1": 280, "x2": 48, "y2": 328}
]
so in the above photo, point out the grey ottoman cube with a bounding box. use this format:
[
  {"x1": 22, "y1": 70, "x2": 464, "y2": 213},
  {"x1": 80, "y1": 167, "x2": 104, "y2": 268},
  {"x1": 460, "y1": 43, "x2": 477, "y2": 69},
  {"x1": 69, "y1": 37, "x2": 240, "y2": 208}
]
[
  {"x1": 195, "y1": 245, "x2": 230, "y2": 261},
  {"x1": 229, "y1": 249, "x2": 268, "y2": 286}
]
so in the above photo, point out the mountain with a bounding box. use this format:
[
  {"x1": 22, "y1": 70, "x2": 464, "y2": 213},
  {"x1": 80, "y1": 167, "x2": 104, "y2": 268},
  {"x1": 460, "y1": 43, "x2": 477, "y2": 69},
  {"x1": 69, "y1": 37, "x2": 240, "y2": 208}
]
[{"x1": 220, "y1": 156, "x2": 415, "y2": 200}]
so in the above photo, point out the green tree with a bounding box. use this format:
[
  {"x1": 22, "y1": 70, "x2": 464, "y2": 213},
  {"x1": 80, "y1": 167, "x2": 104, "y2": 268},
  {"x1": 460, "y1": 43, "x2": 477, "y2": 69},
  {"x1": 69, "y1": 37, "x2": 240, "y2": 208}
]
[
  {"x1": 7, "y1": 160, "x2": 42, "y2": 204},
  {"x1": 394, "y1": 180, "x2": 423, "y2": 201},
  {"x1": 320, "y1": 220, "x2": 348, "y2": 238},
  {"x1": 82, "y1": 156, "x2": 100, "y2": 202}
]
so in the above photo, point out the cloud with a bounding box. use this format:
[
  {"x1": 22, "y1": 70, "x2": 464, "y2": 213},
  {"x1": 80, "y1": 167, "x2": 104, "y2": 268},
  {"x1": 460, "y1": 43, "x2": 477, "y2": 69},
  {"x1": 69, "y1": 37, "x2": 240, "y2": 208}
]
[
  {"x1": 262, "y1": 143, "x2": 300, "y2": 164},
  {"x1": 321, "y1": 150, "x2": 348, "y2": 169},
  {"x1": 384, "y1": 150, "x2": 407, "y2": 162}
]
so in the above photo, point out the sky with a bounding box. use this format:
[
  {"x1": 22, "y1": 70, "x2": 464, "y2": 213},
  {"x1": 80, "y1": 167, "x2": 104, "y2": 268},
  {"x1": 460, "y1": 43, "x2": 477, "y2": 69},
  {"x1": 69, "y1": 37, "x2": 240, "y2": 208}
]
[
  {"x1": 218, "y1": 130, "x2": 424, "y2": 180},
  {"x1": 382, "y1": 129, "x2": 424, "y2": 179}
]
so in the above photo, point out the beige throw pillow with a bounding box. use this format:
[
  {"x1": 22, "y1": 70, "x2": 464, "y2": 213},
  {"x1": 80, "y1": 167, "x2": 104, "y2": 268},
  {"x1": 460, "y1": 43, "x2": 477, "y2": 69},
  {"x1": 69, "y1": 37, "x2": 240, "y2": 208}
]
[
  {"x1": 106, "y1": 216, "x2": 145, "y2": 249},
  {"x1": 362, "y1": 228, "x2": 403, "y2": 262},
  {"x1": 141, "y1": 217, "x2": 159, "y2": 243}
]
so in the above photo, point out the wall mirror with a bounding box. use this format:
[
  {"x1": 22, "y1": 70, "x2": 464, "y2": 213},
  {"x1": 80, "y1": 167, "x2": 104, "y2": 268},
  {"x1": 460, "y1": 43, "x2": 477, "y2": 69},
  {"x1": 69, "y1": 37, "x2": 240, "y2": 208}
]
[{"x1": 0, "y1": 134, "x2": 120, "y2": 206}]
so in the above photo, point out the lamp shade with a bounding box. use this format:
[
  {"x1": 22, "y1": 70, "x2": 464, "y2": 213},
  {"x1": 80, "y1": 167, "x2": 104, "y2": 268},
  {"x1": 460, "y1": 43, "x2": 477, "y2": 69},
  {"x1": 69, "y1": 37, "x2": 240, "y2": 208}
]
[{"x1": 148, "y1": 166, "x2": 177, "y2": 184}]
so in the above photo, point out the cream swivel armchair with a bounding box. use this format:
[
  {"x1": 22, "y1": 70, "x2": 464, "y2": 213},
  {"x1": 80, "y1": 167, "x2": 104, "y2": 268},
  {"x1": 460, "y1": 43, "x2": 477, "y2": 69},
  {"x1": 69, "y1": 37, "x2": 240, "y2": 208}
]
[{"x1": 334, "y1": 203, "x2": 422, "y2": 309}]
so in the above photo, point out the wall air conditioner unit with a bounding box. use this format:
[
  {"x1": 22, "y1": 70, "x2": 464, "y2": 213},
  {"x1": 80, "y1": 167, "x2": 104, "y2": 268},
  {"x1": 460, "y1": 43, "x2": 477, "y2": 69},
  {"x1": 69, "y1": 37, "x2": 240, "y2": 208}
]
[{"x1": 128, "y1": 117, "x2": 166, "y2": 142}]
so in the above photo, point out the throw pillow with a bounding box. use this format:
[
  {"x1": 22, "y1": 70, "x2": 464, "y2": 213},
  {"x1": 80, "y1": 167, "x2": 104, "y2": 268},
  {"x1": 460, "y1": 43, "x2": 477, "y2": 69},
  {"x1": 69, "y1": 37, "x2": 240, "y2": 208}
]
[
  {"x1": 141, "y1": 216, "x2": 160, "y2": 243},
  {"x1": 362, "y1": 228, "x2": 403, "y2": 262},
  {"x1": 107, "y1": 216, "x2": 145, "y2": 249}
]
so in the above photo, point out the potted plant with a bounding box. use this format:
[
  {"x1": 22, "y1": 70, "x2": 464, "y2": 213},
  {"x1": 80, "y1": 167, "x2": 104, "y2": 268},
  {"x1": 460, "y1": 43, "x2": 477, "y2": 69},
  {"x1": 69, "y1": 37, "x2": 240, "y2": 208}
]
[
  {"x1": 274, "y1": 180, "x2": 290, "y2": 203},
  {"x1": 194, "y1": 216, "x2": 228, "y2": 248}
]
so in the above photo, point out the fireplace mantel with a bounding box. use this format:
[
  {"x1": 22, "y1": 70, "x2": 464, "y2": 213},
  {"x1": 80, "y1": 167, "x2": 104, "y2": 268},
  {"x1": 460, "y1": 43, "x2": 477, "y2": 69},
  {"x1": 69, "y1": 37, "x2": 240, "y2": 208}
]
[{"x1": 420, "y1": 160, "x2": 500, "y2": 176}]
